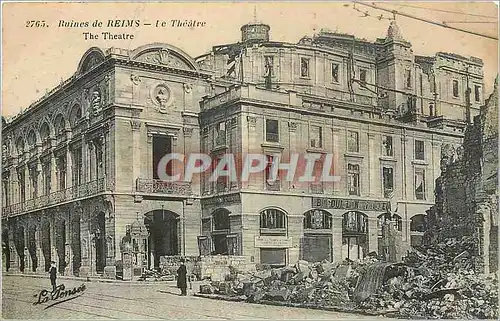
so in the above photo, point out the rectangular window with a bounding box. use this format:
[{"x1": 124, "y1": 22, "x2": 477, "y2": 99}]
[
  {"x1": 331, "y1": 63, "x2": 339, "y2": 83},
  {"x1": 29, "y1": 166, "x2": 38, "y2": 199},
  {"x1": 265, "y1": 119, "x2": 279, "y2": 143},
  {"x1": 382, "y1": 167, "x2": 394, "y2": 198},
  {"x1": 18, "y1": 170, "x2": 25, "y2": 203},
  {"x1": 214, "y1": 122, "x2": 226, "y2": 146},
  {"x1": 382, "y1": 136, "x2": 393, "y2": 157},
  {"x1": 474, "y1": 85, "x2": 481, "y2": 102},
  {"x1": 260, "y1": 248, "x2": 286, "y2": 266},
  {"x1": 347, "y1": 131, "x2": 359, "y2": 153},
  {"x1": 72, "y1": 148, "x2": 83, "y2": 186},
  {"x1": 359, "y1": 69, "x2": 367, "y2": 87},
  {"x1": 415, "y1": 140, "x2": 425, "y2": 160},
  {"x1": 310, "y1": 125, "x2": 323, "y2": 148},
  {"x1": 405, "y1": 69, "x2": 412, "y2": 88},
  {"x1": 300, "y1": 57, "x2": 310, "y2": 78},
  {"x1": 415, "y1": 169, "x2": 426, "y2": 200},
  {"x1": 42, "y1": 161, "x2": 51, "y2": 195},
  {"x1": 56, "y1": 155, "x2": 66, "y2": 190},
  {"x1": 347, "y1": 164, "x2": 360, "y2": 196},
  {"x1": 152, "y1": 136, "x2": 172, "y2": 180},
  {"x1": 452, "y1": 80, "x2": 459, "y2": 98},
  {"x1": 264, "y1": 56, "x2": 274, "y2": 76}
]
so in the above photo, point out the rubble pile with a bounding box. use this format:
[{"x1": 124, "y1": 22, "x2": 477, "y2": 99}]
[
  {"x1": 199, "y1": 259, "x2": 363, "y2": 309},
  {"x1": 138, "y1": 268, "x2": 175, "y2": 282},
  {"x1": 198, "y1": 237, "x2": 497, "y2": 319},
  {"x1": 357, "y1": 236, "x2": 498, "y2": 319}
]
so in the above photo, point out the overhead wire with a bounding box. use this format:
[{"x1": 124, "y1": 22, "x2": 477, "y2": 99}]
[
  {"x1": 352, "y1": 1, "x2": 498, "y2": 40},
  {"x1": 379, "y1": 2, "x2": 498, "y2": 19}
]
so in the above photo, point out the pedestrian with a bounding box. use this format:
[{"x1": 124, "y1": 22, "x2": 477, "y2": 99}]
[
  {"x1": 176, "y1": 258, "x2": 187, "y2": 296},
  {"x1": 49, "y1": 261, "x2": 57, "y2": 292}
]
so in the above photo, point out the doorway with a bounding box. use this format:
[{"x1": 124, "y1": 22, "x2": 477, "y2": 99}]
[{"x1": 144, "y1": 210, "x2": 179, "y2": 270}]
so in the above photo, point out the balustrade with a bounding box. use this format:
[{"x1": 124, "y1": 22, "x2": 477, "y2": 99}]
[{"x1": 1, "y1": 178, "x2": 105, "y2": 217}]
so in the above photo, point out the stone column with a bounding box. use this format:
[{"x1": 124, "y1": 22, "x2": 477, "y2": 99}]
[
  {"x1": 49, "y1": 155, "x2": 57, "y2": 195},
  {"x1": 66, "y1": 145, "x2": 73, "y2": 189},
  {"x1": 35, "y1": 223, "x2": 45, "y2": 273},
  {"x1": 64, "y1": 216, "x2": 73, "y2": 276},
  {"x1": 367, "y1": 133, "x2": 376, "y2": 197},
  {"x1": 131, "y1": 119, "x2": 141, "y2": 187},
  {"x1": 368, "y1": 217, "x2": 379, "y2": 254},
  {"x1": 23, "y1": 224, "x2": 33, "y2": 273},
  {"x1": 36, "y1": 160, "x2": 43, "y2": 197},
  {"x1": 48, "y1": 215, "x2": 59, "y2": 270},
  {"x1": 332, "y1": 215, "x2": 343, "y2": 263},
  {"x1": 332, "y1": 128, "x2": 342, "y2": 195},
  {"x1": 8, "y1": 227, "x2": 20, "y2": 272}
]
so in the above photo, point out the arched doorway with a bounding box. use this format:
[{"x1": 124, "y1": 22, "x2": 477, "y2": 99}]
[
  {"x1": 14, "y1": 226, "x2": 25, "y2": 272},
  {"x1": 259, "y1": 208, "x2": 288, "y2": 267},
  {"x1": 211, "y1": 209, "x2": 230, "y2": 255},
  {"x1": 55, "y1": 219, "x2": 67, "y2": 274},
  {"x1": 27, "y1": 225, "x2": 37, "y2": 272},
  {"x1": 2, "y1": 229, "x2": 10, "y2": 271},
  {"x1": 91, "y1": 212, "x2": 106, "y2": 274},
  {"x1": 301, "y1": 209, "x2": 333, "y2": 262},
  {"x1": 41, "y1": 219, "x2": 51, "y2": 272},
  {"x1": 144, "y1": 209, "x2": 179, "y2": 270},
  {"x1": 341, "y1": 211, "x2": 368, "y2": 261},
  {"x1": 377, "y1": 212, "x2": 403, "y2": 260},
  {"x1": 410, "y1": 214, "x2": 427, "y2": 247}
]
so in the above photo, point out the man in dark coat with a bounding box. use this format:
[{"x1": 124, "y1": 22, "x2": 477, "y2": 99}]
[
  {"x1": 176, "y1": 258, "x2": 187, "y2": 296},
  {"x1": 49, "y1": 261, "x2": 57, "y2": 292}
]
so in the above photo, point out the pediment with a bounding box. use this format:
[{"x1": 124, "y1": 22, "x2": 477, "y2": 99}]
[{"x1": 130, "y1": 43, "x2": 198, "y2": 71}]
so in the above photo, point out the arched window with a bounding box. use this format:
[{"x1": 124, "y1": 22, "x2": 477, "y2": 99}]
[
  {"x1": 342, "y1": 211, "x2": 368, "y2": 234},
  {"x1": 213, "y1": 209, "x2": 230, "y2": 231},
  {"x1": 410, "y1": 214, "x2": 427, "y2": 232},
  {"x1": 40, "y1": 122, "x2": 50, "y2": 143},
  {"x1": 69, "y1": 104, "x2": 82, "y2": 128},
  {"x1": 54, "y1": 114, "x2": 66, "y2": 136},
  {"x1": 16, "y1": 137, "x2": 25, "y2": 155},
  {"x1": 260, "y1": 208, "x2": 286, "y2": 230},
  {"x1": 26, "y1": 130, "x2": 36, "y2": 149},
  {"x1": 303, "y1": 209, "x2": 332, "y2": 229},
  {"x1": 377, "y1": 212, "x2": 402, "y2": 236},
  {"x1": 410, "y1": 214, "x2": 427, "y2": 247}
]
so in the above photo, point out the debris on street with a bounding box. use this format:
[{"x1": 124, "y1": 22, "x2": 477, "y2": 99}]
[{"x1": 198, "y1": 236, "x2": 498, "y2": 319}]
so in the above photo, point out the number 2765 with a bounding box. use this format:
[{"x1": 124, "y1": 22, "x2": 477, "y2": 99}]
[{"x1": 25, "y1": 20, "x2": 48, "y2": 28}]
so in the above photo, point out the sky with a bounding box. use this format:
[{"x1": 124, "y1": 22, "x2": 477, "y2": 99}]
[{"x1": 2, "y1": 2, "x2": 498, "y2": 118}]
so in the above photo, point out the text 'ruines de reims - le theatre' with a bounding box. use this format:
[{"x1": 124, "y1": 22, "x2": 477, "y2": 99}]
[{"x1": 2, "y1": 20, "x2": 484, "y2": 279}]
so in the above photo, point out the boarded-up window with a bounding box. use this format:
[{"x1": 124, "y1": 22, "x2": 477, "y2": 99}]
[
  {"x1": 260, "y1": 248, "x2": 286, "y2": 266},
  {"x1": 300, "y1": 235, "x2": 332, "y2": 262}
]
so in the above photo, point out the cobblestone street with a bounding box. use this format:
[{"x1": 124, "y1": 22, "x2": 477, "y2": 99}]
[{"x1": 2, "y1": 275, "x2": 380, "y2": 320}]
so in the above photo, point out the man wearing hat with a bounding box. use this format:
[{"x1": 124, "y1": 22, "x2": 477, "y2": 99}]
[
  {"x1": 49, "y1": 261, "x2": 57, "y2": 292},
  {"x1": 176, "y1": 258, "x2": 188, "y2": 296}
]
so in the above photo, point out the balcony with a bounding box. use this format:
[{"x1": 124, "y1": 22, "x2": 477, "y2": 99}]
[
  {"x1": 2, "y1": 178, "x2": 105, "y2": 218},
  {"x1": 310, "y1": 183, "x2": 324, "y2": 194},
  {"x1": 266, "y1": 180, "x2": 281, "y2": 191},
  {"x1": 136, "y1": 178, "x2": 192, "y2": 196}
]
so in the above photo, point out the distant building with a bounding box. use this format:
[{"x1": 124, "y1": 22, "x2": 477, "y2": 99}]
[{"x1": 1, "y1": 20, "x2": 486, "y2": 278}]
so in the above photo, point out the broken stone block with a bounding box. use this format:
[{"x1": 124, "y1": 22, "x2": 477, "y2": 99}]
[{"x1": 296, "y1": 260, "x2": 311, "y2": 276}]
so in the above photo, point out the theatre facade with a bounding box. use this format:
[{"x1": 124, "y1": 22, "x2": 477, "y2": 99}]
[{"x1": 2, "y1": 20, "x2": 482, "y2": 278}]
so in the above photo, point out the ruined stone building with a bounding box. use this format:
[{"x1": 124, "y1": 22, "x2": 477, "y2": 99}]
[
  {"x1": 427, "y1": 78, "x2": 498, "y2": 274},
  {"x1": 1, "y1": 20, "x2": 487, "y2": 278}
]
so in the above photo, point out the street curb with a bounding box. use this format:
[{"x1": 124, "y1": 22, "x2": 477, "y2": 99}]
[
  {"x1": 193, "y1": 293, "x2": 391, "y2": 318},
  {"x1": 4, "y1": 273, "x2": 177, "y2": 286}
]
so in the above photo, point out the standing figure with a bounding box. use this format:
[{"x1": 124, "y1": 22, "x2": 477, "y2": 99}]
[
  {"x1": 49, "y1": 261, "x2": 57, "y2": 292},
  {"x1": 176, "y1": 258, "x2": 187, "y2": 296}
]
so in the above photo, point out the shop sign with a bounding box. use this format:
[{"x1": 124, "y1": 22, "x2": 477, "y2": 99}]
[
  {"x1": 254, "y1": 236, "x2": 292, "y2": 248},
  {"x1": 201, "y1": 194, "x2": 241, "y2": 207},
  {"x1": 312, "y1": 197, "x2": 390, "y2": 212}
]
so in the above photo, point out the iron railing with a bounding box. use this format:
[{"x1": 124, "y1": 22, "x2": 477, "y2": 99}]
[{"x1": 136, "y1": 178, "x2": 192, "y2": 196}]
